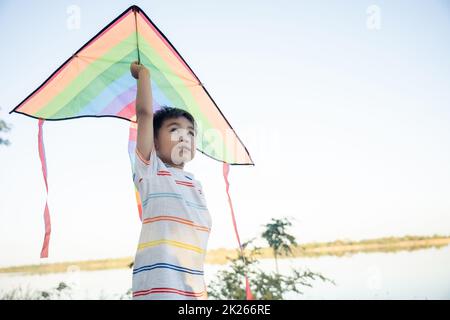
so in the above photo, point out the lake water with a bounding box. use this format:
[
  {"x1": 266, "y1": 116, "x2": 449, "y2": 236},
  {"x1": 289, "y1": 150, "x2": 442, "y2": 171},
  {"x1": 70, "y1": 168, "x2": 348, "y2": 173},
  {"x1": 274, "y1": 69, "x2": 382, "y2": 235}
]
[{"x1": 1, "y1": 246, "x2": 449, "y2": 299}]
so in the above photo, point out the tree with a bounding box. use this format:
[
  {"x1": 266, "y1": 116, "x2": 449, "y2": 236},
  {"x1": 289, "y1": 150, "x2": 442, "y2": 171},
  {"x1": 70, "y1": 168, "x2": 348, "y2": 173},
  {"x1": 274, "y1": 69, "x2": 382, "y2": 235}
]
[
  {"x1": 261, "y1": 217, "x2": 297, "y2": 274},
  {"x1": 208, "y1": 240, "x2": 258, "y2": 300},
  {"x1": 0, "y1": 108, "x2": 11, "y2": 146},
  {"x1": 207, "y1": 239, "x2": 333, "y2": 300}
]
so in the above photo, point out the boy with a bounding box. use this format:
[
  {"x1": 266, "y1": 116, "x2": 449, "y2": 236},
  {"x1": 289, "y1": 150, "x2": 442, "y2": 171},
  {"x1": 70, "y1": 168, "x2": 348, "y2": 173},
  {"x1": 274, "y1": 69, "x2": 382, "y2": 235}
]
[{"x1": 130, "y1": 61, "x2": 212, "y2": 300}]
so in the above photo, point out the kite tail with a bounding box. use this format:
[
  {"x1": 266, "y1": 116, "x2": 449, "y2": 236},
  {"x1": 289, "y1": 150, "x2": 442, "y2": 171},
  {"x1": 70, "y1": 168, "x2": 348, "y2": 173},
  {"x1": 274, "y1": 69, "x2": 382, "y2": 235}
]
[
  {"x1": 128, "y1": 120, "x2": 143, "y2": 221},
  {"x1": 223, "y1": 163, "x2": 254, "y2": 300},
  {"x1": 38, "y1": 119, "x2": 51, "y2": 258}
]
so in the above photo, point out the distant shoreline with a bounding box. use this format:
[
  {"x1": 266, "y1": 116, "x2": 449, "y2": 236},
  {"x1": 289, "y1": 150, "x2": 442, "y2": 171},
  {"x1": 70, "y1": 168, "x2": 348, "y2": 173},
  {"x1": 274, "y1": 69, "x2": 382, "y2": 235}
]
[{"x1": 1, "y1": 234, "x2": 449, "y2": 275}]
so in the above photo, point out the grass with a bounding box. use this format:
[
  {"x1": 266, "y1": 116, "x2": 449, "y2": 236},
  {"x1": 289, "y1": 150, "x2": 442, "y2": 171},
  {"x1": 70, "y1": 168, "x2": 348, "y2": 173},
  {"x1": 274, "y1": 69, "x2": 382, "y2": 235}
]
[
  {"x1": 0, "y1": 234, "x2": 449, "y2": 274},
  {"x1": 0, "y1": 282, "x2": 132, "y2": 300}
]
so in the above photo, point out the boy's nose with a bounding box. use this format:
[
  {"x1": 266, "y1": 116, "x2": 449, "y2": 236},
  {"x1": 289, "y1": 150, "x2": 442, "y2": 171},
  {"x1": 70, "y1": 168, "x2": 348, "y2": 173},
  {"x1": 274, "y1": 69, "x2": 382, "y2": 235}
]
[{"x1": 179, "y1": 133, "x2": 190, "y2": 143}]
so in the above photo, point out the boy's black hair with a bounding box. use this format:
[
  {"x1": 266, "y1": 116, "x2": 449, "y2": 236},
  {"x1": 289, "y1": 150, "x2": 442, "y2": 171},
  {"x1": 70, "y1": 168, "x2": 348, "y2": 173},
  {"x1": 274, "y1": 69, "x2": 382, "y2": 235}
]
[{"x1": 153, "y1": 106, "x2": 197, "y2": 138}]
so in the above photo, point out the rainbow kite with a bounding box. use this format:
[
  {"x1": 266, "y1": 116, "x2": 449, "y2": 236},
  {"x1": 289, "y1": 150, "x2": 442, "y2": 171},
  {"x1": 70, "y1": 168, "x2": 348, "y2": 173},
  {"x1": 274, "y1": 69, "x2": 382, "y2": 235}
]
[
  {"x1": 9, "y1": 5, "x2": 253, "y2": 299},
  {"x1": 10, "y1": 5, "x2": 253, "y2": 165}
]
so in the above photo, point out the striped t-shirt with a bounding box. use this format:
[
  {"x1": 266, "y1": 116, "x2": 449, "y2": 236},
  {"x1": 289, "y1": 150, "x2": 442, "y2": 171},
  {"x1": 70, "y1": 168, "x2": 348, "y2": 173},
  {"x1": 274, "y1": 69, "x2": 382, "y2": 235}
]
[{"x1": 131, "y1": 148, "x2": 212, "y2": 300}]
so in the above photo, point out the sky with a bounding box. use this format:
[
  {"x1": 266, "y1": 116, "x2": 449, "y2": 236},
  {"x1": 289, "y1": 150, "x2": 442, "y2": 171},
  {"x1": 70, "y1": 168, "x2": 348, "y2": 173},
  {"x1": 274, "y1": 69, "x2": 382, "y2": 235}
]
[{"x1": 0, "y1": 0, "x2": 449, "y2": 267}]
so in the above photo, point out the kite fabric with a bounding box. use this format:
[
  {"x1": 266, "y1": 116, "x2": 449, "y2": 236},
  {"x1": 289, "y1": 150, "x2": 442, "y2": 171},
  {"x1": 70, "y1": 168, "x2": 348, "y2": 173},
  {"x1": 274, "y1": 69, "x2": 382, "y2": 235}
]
[
  {"x1": 127, "y1": 120, "x2": 143, "y2": 221},
  {"x1": 9, "y1": 5, "x2": 254, "y2": 298},
  {"x1": 9, "y1": 5, "x2": 253, "y2": 166}
]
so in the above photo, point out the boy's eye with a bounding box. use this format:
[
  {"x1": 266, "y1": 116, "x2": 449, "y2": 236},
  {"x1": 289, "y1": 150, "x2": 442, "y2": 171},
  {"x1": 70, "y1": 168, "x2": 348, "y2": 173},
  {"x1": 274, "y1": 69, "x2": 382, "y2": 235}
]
[{"x1": 170, "y1": 127, "x2": 194, "y2": 136}]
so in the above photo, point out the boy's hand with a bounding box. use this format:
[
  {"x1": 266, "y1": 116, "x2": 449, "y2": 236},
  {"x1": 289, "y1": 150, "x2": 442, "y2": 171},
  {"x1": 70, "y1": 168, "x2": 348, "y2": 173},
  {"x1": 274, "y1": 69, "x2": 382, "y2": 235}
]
[{"x1": 130, "y1": 61, "x2": 150, "y2": 79}]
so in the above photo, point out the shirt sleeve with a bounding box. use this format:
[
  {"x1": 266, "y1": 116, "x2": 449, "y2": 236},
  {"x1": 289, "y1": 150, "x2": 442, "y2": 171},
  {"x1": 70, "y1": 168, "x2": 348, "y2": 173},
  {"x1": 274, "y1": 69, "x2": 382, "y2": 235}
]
[{"x1": 133, "y1": 147, "x2": 159, "y2": 190}]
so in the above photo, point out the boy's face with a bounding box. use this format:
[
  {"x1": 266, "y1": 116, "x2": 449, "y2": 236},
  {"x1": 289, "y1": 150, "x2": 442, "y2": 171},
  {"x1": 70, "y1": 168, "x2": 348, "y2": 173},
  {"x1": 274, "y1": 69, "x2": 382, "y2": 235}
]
[{"x1": 155, "y1": 116, "x2": 196, "y2": 168}]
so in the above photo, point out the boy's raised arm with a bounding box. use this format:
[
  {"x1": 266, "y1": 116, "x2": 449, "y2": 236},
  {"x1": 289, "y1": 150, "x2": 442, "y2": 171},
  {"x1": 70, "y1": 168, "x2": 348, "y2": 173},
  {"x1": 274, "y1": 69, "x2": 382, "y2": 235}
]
[{"x1": 131, "y1": 61, "x2": 154, "y2": 162}]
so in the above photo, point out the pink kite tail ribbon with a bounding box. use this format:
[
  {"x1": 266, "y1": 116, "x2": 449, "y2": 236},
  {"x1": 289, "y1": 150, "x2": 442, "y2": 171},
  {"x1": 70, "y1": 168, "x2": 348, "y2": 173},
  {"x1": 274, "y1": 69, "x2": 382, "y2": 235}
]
[
  {"x1": 128, "y1": 120, "x2": 143, "y2": 221},
  {"x1": 223, "y1": 163, "x2": 254, "y2": 300},
  {"x1": 38, "y1": 119, "x2": 51, "y2": 258}
]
